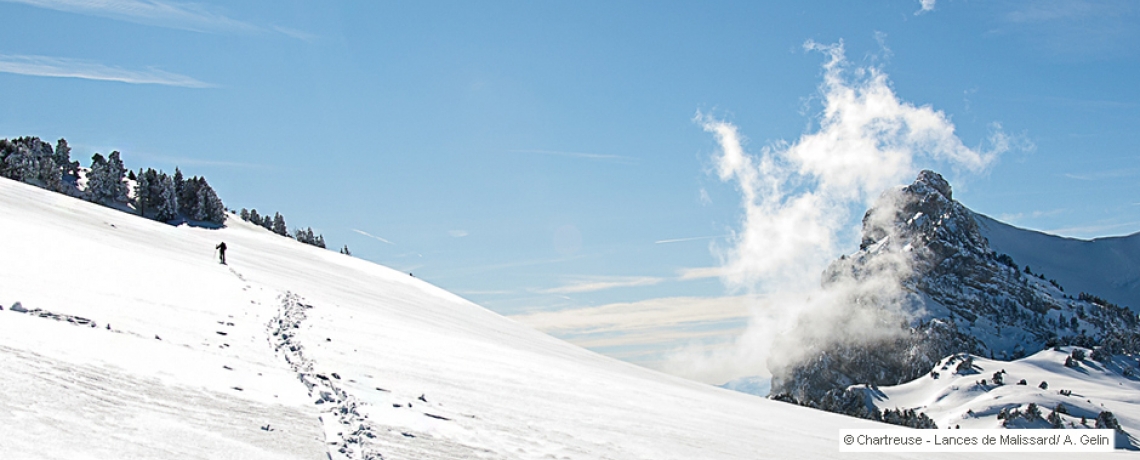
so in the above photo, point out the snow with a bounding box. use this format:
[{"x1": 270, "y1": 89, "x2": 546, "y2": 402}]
[
  {"x1": 865, "y1": 348, "x2": 1140, "y2": 449},
  {"x1": 0, "y1": 176, "x2": 1034, "y2": 459},
  {"x1": 975, "y1": 213, "x2": 1140, "y2": 313}
]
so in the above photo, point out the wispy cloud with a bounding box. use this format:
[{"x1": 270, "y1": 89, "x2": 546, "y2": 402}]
[
  {"x1": 2, "y1": 0, "x2": 310, "y2": 38},
  {"x1": 654, "y1": 235, "x2": 727, "y2": 244},
  {"x1": 999, "y1": 0, "x2": 1140, "y2": 58},
  {"x1": 0, "y1": 54, "x2": 211, "y2": 87},
  {"x1": 512, "y1": 295, "x2": 752, "y2": 382},
  {"x1": 512, "y1": 295, "x2": 751, "y2": 336},
  {"x1": 448, "y1": 229, "x2": 469, "y2": 238},
  {"x1": 509, "y1": 149, "x2": 637, "y2": 163},
  {"x1": 676, "y1": 266, "x2": 727, "y2": 281},
  {"x1": 352, "y1": 228, "x2": 395, "y2": 245},
  {"x1": 1062, "y1": 169, "x2": 1137, "y2": 181},
  {"x1": 915, "y1": 0, "x2": 935, "y2": 15},
  {"x1": 539, "y1": 276, "x2": 664, "y2": 294}
]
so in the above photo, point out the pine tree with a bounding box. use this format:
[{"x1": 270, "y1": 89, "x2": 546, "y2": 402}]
[
  {"x1": 315, "y1": 234, "x2": 325, "y2": 249},
  {"x1": 294, "y1": 227, "x2": 312, "y2": 244},
  {"x1": 54, "y1": 138, "x2": 78, "y2": 177},
  {"x1": 340, "y1": 245, "x2": 351, "y2": 256},
  {"x1": 85, "y1": 153, "x2": 109, "y2": 203},
  {"x1": 179, "y1": 176, "x2": 201, "y2": 218},
  {"x1": 261, "y1": 214, "x2": 272, "y2": 230},
  {"x1": 272, "y1": 212, "x2": 287, "y2": 236},
  {"x1": 173, "y1": 167, "x2": 184, "y2": 200},
  {"x1": 248, "y1": 209, "x2": 261, "y2": 225},
  {"x1": 105, "y1": 151, "x2": 129, "y2": 203},
  {"x1": 240, "y1": 208, "x2": 250, "y2": 221},
  {"x1": 134, "y1": 168, "x2": 151, "y2": 216},
  {"x1": 154, "y1": 173, "x2": 179, "y2": 221},
  {"x1": 193, "y1": 182, "x2": 225, "y2": 224},
  {"x1": 4, "y1": 144, "x2": 36, "y2": 183}
]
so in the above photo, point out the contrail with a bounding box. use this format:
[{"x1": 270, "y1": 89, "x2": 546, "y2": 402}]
[
  {"x1": 655, "y1": 235, "x2": 727, "y2": 244},
  {"x1": 352, "y1": 229, "x2": 395, "y2": 245}
]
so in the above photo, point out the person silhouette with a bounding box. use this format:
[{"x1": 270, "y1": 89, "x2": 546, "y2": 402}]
[{"x1": 216, "y1": 242, "x2": 228, "y2": 264}]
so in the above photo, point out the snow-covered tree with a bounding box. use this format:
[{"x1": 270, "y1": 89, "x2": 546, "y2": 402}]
[
  {"x1": 178, "y1": 176, "x2": 201, "y2": 218},
  {"x1": 134, "y1": 169, "x2": 151, "y2": 215},
  {"x1": 54, "y1": 138, "x2": 78, "y2": 177},
  {"x1": 4, "y1": 144, "x2": 37, "y2": 182},
  {"x1": 193, "y1": 181, "x2": 225, "y2": 224},
  {"x1": 173, "y1": 167, "x2": 184, "y2": 200},
  {"x1": 248, "y1": 208, "x2": 261, "y2": 225},
  {"x1": 106, "y1": 151, "x2": 129, "y2": 201},
  {"x1": 340, "y1": 245, "x2": 351, "y2": 255},
  {"x1": 272, "y1": 212, "x2": 287, "y2": 236},
  {"x1": 86, "y1": 152, "x2": 128, "y2": 205},
  {"x1": 240, "y1": 208, "x2": 250, "y2": 221},
  {"x1": 154, "y1": 173, "x2": 179, "y2": 221},
  {"x1": 85, "y1": 153, "x2": 108, "y2": 202},
  {"x1": 294, "y1": 227, "x2": 313, "y2": 244}
]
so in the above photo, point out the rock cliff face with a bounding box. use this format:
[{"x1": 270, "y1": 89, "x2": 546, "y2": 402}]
[{"x1": 769, "y1": 171, "x2": 1140, "y2": 415}]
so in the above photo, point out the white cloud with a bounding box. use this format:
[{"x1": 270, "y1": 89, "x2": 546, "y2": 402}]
[
  {"x1": 677, "y1": 39, "x2": 1011, "y2": 384},
  {"x1": 539, "y1": 276, "x2": 663, "y2": 294},
  {"x1": 448, "y1": 230, "x2": 469, "y2": 238},
  {"x1": 698, "y1": 40, "x2": 1004, "y2": 294},
  {"x1": 0, "y1": 54, "x2": 211, "y2": 87},
  {"x1": 916, "y1": 0, "x2": 936, "y2": 15}
]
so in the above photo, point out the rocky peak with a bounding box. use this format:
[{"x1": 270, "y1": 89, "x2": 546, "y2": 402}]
[
  {"x1": 912, "y1": 169, "x2": 952, "y2": 200},
  {"x1": 772, "y1": 170, "x2": 1140, "y2": 412}
]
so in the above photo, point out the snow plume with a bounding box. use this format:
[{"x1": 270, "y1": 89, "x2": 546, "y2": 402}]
[{"x1": 665, "y1": 41, "x2": 1006, "y2": 384}]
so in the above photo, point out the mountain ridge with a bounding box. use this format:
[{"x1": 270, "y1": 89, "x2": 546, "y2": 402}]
[{"x1": 768, "y1": 170, "x2": 1140, "y2": 440}]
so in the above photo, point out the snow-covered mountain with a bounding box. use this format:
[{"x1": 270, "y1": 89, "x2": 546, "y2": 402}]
[
  {"x1": 976, "y1": 214, "x2": 1140, "y2": 314},
  {"x1": 1, "y1": 175, "x2": 1007, "y2": 459},
  {"x1": 767, "y1": 170, "x2": 1140, "y2": 447},
  {"x1": 864, "y1": 347, "x2": 1139, "y2": 449}
]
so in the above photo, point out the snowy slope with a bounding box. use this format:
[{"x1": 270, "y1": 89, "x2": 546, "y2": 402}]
[
  {"x1": 865, "y1": 348, "x2": 1140, "y2": 449},
  {"x1": 976, "y1": 214, "x2": 1140, "y2": 313},
  {"x1": 0, "y1": 176, "x2": 1028, "y2": 459}
]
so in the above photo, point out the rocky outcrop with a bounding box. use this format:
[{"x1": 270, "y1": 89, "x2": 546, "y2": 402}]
[{"x1": 770, "y1": 170, "x2": 1140, "y2": 413}]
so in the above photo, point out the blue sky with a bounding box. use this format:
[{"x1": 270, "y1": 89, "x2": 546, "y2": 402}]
[{"x1": 2, "y1": 0, "x2": 1138, "y2": 383}]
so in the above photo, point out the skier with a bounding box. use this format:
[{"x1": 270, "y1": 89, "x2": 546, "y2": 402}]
[{"x1": 216, "y1": 241, "x2": 228, "y2": 265}]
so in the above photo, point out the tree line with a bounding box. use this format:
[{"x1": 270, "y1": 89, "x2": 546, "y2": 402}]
[{"x1": 1, "y1": 136, "x2": 347, "y2": 253}]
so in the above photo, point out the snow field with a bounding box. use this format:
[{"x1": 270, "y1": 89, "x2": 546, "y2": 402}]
[{"x1": 0, "y1": 177, "x2": 1087, "y2": 459}]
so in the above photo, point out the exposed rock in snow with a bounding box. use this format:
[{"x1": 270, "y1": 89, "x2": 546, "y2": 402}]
[{"x1": 770, "y1": 170, "x2": 1140, "y2": 437}]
